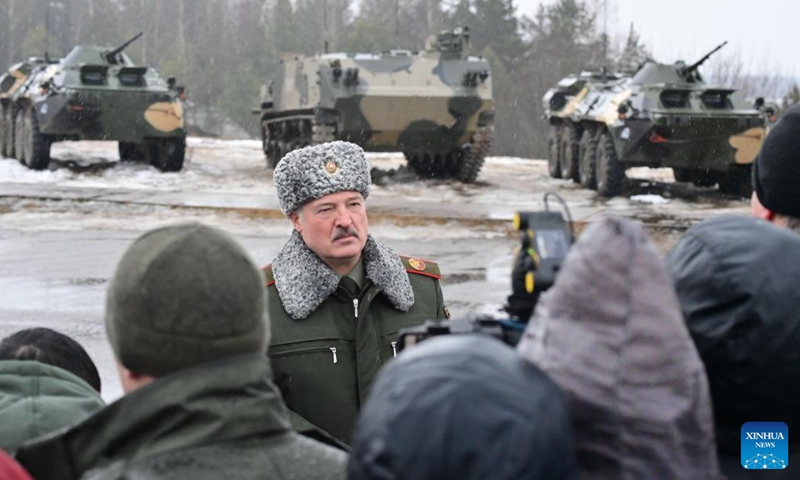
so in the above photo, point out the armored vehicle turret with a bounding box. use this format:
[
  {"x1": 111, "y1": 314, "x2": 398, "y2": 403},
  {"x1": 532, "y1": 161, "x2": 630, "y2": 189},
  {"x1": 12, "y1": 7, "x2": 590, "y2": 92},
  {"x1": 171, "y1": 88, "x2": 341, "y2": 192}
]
[
  {"x1": 0, "y1": 33, "x2": 186, "y2": 172},
  {"x1": 257, "y1": 27, "x2": 494, "y2": 182},
  {"x1": 543, "y1": 41, "x2": 765, "y2": 197}
]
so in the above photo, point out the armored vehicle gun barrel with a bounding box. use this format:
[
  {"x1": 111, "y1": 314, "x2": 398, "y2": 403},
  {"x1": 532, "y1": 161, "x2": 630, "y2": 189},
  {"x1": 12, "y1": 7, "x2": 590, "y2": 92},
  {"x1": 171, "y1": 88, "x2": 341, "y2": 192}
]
[
  {"x1": 105, "y1": 32, "x2": 143, "y2": 63},
  {"x1": 681, "y1": 41, "x2": 728, "y2": 76}
]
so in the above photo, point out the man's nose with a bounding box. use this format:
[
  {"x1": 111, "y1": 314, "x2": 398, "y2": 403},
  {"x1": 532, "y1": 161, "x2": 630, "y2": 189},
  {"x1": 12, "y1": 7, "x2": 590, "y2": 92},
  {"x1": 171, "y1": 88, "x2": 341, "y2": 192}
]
[{"x1": 333, "y1": 205, "x2": 353, "y2": 227}]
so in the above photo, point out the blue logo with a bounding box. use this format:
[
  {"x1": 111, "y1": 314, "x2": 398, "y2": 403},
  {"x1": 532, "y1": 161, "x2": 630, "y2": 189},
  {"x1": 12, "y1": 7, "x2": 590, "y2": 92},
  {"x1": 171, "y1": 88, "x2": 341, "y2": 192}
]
[{"x1": 741, "y1": 422, "x2": 788, "y2": 470}]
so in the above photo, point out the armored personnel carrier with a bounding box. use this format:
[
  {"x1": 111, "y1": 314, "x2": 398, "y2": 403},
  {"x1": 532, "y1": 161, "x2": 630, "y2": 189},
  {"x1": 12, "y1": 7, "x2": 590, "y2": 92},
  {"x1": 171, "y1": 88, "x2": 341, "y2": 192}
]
[
  {"x1": 543, "y1": 42, "x2": 765, "y2": 197},
  {"x1": 257, "y1": 27, "x2": 494, "y2": 182},
  {"x1": 0, "y1": 33, "x2": 186, "y2": 172}
]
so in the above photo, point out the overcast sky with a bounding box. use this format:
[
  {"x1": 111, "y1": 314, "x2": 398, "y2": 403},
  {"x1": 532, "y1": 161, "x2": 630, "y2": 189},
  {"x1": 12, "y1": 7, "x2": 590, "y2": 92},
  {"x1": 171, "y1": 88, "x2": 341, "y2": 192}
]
[{"x1": 516, "y1": 0, "x2": 798, "y2": 77}]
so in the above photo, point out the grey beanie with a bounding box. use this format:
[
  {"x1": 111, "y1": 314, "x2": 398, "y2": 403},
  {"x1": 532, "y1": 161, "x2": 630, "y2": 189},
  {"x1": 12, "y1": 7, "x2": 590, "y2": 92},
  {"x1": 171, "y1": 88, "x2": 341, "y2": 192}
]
[
  {"x1": 105, "y1": 222, "x2": 269, "y2": 377},
  {"x1": 273, "y1": 141, "x2": 371, "y2": 215}
]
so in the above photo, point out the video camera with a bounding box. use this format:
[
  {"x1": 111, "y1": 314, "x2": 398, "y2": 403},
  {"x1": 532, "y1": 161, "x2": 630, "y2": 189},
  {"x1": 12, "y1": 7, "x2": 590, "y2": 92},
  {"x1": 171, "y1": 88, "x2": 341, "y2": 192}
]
[{"x1": 398, "y1": 193, "x2": 574, "y2": 349}]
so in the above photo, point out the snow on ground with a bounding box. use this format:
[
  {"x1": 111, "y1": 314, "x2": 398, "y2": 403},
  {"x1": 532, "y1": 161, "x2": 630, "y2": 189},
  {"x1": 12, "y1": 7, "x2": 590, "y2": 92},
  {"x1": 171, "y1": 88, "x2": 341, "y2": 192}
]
[
  {"x1": 0, "y1": 136, "x2": 751, "y2": 237},
  {"x1": 630, "y1": 194, "x2": 671, "y2": 205},
  {"x1": 0, "y1": 198, "x2": 507, "y2": 241}
]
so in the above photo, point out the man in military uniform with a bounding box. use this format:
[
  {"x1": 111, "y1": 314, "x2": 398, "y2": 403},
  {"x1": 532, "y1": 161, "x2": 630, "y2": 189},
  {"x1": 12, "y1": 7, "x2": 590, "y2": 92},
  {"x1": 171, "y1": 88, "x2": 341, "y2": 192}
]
[{"x1": 264, "y1": 141, "x2": 448, "y2": 446}]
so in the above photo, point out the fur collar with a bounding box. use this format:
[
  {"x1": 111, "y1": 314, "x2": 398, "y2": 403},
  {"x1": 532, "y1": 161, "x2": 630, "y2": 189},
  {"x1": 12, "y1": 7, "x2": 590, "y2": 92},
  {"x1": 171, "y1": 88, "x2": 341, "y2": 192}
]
[{"x1": 272, "y1": 231, "x2": 415, "y2": 320}]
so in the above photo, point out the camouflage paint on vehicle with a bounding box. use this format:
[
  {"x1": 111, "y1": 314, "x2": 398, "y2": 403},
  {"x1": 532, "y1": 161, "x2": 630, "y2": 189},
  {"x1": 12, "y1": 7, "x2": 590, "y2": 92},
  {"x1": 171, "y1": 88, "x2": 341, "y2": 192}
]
[
  {"x1": 543, "y1": 42, "x2": 765, "y2": 197},
  {"x1": 257, "y1": 27, "x2": 495, "y2": 182},
  {"x1": 0, "y1": 33, "x2": 187, "y2": 172}
]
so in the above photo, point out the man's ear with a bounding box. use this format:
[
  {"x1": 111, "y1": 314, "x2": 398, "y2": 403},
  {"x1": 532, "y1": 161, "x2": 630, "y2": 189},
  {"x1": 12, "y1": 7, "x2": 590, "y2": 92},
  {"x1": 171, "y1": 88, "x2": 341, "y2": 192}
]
[
  {"x1": 116, "y1": 361, "x2": 155, "y2": 394},
  {"x1": 288, "y1": 211, "x2": 302, "y2": 233},
  {"x1": 750, "y1": 192, "x2": 776, "y2": 221}
]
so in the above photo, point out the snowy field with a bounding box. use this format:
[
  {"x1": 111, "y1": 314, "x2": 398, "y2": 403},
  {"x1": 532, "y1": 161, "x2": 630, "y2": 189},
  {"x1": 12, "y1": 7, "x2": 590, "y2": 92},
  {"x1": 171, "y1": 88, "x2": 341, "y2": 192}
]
[{"x1": 0, "y1": 137, "x2": 754, "y2": 401}]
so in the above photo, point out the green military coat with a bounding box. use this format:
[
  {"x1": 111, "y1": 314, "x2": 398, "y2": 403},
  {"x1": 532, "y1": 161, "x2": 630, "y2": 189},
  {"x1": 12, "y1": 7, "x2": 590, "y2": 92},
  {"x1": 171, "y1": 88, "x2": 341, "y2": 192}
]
[
  {"x1": 264, "y1": 232, "x2": 447, "y2": 445},
  {"x1": 15, "y1": 354, "x2": 347, "y2": 480}
]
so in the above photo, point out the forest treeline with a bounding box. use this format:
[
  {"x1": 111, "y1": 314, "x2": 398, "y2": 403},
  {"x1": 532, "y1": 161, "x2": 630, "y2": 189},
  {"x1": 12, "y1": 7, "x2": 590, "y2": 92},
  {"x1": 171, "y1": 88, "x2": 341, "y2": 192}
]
[{"x1": 0, "y1": 0, "x2": 795, "y2": 157}]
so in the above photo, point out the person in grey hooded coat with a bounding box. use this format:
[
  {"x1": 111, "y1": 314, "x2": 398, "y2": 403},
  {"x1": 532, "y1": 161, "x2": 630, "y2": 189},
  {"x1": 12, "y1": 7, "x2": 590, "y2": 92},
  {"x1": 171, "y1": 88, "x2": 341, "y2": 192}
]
[
  {"x1": 518, "y1": 217, "x2": 721, "y2": 480},
  {"x1": 348, "y1": 335, "x2": 577, "y2": 480}
]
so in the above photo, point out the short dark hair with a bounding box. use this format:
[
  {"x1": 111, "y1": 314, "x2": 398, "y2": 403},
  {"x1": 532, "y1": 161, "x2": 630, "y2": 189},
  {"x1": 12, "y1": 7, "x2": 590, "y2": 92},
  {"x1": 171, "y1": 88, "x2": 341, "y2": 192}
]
[{"x1": 0, "y1": 328, "x2": 101, "y2": 392}]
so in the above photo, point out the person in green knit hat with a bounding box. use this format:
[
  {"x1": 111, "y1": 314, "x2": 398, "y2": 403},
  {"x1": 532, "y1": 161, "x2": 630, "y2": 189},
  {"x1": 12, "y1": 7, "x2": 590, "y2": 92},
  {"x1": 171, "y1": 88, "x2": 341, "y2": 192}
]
[{"x1": 15, "y1": 222, "x2": 347, "y2": 480}]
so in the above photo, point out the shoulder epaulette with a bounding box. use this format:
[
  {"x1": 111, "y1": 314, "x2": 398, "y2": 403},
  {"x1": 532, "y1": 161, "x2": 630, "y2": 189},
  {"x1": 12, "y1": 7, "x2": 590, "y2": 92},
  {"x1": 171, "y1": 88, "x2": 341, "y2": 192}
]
[
  {"x1": 399, "y1": 255, "x2": 441, "y2": 280},
  {"x1": 261, "y1": 264, "x2": 275, "y2": 286}
]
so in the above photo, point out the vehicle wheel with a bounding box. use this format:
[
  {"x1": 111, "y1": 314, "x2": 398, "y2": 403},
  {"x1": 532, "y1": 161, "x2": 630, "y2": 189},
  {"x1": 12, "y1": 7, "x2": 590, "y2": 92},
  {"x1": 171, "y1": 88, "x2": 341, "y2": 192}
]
[
  {"x1": 595, "y1": 131, "x2": 623, "y2": 197},
  {"x1": 2, "y1": 107, "x2": 13, "y2": 158},
  {"x1": 578, "y1": 128, "x2": 598, "y2": 189},
  {"x1": 691, "y1": 169, "x2": 718, "y2": 187},
  {"x1": 547, "y1": 124, "x2": 562, "y2": 178},
  {"x1": 0, "y1": 106, "x2": 7, "y2": 157},
  {"x1": 672, "y1": 168, "x2": 694, "y2": 183},
  {"x1": 559, "y1": 123, "x2": 580, "y2": 181},
  {"x1": 264, "y1": 140, "x2": 278, "y2": 169},
  {"x1": 455, "y1": 147, "x2": 485, "y2": 183},
  {"x1": 118, "y1": 142, "x2": 147, "y2": 162},
  {"x1": 150, "y1": 137, "x2": 185, "y2": 172},
  {"x1": 718, "y1": 165, "x2": 753, "y2": 198},
  {"x1": 429, "y1": 153, "x2": 449, "y2": 178},
  {"x1": 407, "y1": 152, "x2": 436, "y2": 179},
  {"x1": 14, "y1": 108, "x2": 26, "y2": 162},
  {"x1": 20, "y1": 107, "x2": 50, "y2": 170}
]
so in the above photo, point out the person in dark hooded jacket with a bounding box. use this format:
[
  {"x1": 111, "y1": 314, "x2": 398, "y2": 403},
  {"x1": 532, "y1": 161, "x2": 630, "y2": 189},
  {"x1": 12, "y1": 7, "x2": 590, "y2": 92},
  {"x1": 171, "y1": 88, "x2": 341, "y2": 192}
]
[
  {"x1": 347, "y1": 334, "x2": 577, "y2": 480},
  {"x1": 15, "y1": 222, "x2": 346, "y2": 480},
  {"x1": 668, "y1": 215, "x2": 800, "y2": 479},
  {"x1": 518, "y1": 216, "x2": 721, "y2": 480}
]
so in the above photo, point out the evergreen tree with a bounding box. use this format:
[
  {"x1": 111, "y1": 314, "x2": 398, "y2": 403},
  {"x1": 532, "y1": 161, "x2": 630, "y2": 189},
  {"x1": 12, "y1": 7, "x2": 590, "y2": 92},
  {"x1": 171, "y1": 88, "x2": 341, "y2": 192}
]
[{"x1": 617, "y1": 23, "x2": 649, "y2": 72}]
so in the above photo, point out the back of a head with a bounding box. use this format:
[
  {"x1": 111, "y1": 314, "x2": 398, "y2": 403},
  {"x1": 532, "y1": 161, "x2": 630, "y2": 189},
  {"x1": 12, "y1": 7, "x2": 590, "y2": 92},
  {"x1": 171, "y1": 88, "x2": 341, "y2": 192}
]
[
  {"x1": 348, "y1": 335, "x2": 576, "y2": 480},
  {"x1": 0, "y1": 328, "x2": 100, "y2": 392},
  {"x1": 106, "y1": 222, "x2": 269, "y2": 377},
  {"x1": 752, "y1": 104, "x2": 800, "y2": 219},
  {"x1": 668, "y1": 215, "x2": 800, "y2": 455},
  {"x1": 518, "y1": 217, "x2": 719, "y2": 480}
]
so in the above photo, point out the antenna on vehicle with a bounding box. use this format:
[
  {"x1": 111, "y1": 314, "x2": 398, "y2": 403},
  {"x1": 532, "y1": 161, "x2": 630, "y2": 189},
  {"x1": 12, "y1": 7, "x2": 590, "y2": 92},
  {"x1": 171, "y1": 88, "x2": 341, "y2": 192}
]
[
  {"x1": 602, "y1": 0, "x2": 608, "y2": 81},
  {"x1": 44, "y1": 8, "x2": 50, "y2": 63},
  {"x1": 323, "y1": 0, "x2": 329, "y2": 53}
]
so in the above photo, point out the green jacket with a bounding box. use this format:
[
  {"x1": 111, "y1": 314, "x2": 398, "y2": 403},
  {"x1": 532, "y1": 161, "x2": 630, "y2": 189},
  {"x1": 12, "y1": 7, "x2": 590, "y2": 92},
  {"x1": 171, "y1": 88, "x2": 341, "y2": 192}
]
[
  {"x1": 0, "y1": 360, "x2": 104, "y2": 454},
  {"x1": 15, "y1": 354, "x2": 347, "y2": 480},
  {"x1": 264, "y1": 232, "x2": 447, "y2": 445}
]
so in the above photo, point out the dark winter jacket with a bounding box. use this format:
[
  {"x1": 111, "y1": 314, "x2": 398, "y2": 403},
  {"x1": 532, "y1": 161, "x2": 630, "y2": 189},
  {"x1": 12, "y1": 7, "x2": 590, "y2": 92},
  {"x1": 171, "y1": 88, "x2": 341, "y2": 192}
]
[
  {"x1": 668, "y1": 215, "x2": 800, "y2": 479},
  {"x1": 518, "y1": 217, "x2": 721, "y2": 480},
  {"x1": 14, "y1": 353, "x2": 347, "y2": 480},
  {"x1": 264, "y1": 232, "x2": 446, "y2": 445},
  {"x1": 348, "y1": 335, "x2": 577, "y2": 480},
  {"x1": 0, "y1": 360, "x2": 104, "y2": 453}
]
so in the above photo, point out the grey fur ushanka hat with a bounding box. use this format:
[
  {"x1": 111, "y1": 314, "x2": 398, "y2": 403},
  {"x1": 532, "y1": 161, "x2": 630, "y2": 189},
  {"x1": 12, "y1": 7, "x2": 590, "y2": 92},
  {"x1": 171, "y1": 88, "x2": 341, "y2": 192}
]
[{"x1": 273, "y1": 141, "x2": 371, "y2": 215}]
